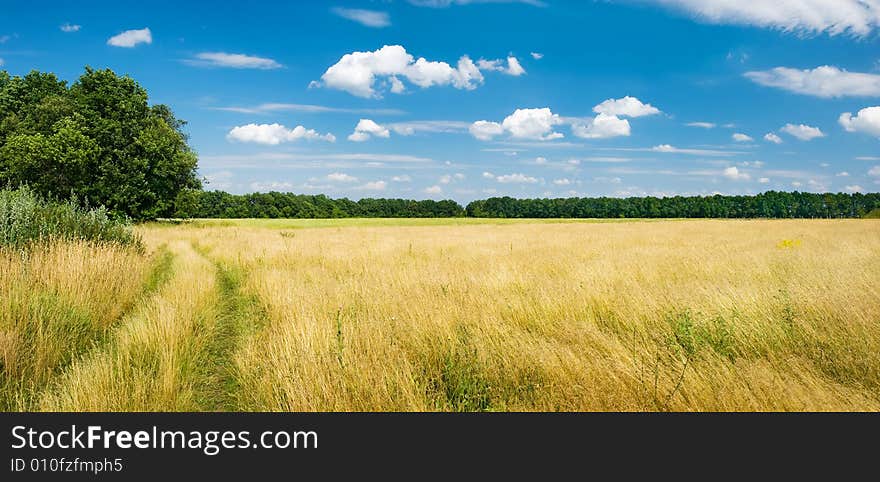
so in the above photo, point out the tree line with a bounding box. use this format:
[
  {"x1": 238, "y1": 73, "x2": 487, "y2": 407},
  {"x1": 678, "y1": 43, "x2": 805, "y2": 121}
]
[
  {"x1": 179, "y1": 190, "x2": 880, "y2": 219},
  {"x1": 466, "y1": 192, "x2": 880, "y2": 219}
]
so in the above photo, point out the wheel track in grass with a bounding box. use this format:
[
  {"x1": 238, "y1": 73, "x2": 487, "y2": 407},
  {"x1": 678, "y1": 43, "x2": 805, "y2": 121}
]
[{"x1": 190, "y1": 242, "x2": 268, "y2": 412}]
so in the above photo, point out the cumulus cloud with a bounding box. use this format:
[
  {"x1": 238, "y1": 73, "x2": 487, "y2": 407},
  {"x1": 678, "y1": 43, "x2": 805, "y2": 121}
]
[
  {"x1": 530, "y1": 52, "x2": 544, "y2": 60},
  {"x1": 846, "y1": 185, "x2": 864, "y2": 192},
  {"x1": 869, "y1": 165, "x2": 880, "y2": 177},
  {"x1": 190, "y1": 52, "x2": 282, "y2": 69},
  {"x1": 593, "y1": 96, "x2": 660, "y2": 117},
  {"x1": 317, "y1": 45, "x2": 489, "y2": 98},
  {"x1": 502, "y1": 108, "x2": 564, "y2": 140},
  {"x1": 469, "y1": 120, "x2": 504, "y2": 140},
  {"x1": 780, "y1": 123, "x2": 825, "y2": 141},
  {"x1": 496, "y1": 173, "x2": 539, "y2": 184},
  {"x1": 60, "y1": 23, "x2": 81, "y2": 33},
  {"x1": 360, "y1": 181, "x2": 387, "y2": 190},
  {"x1": 391, "y1": 175, "x2": 412, "y2": 182},
  {"x1": 476, "y1": 56, "x2": 526, "y2": 76},
  {"x1": 424, "y1": 185, "x2": 443, "y2": 194},
  {"x1": 640, "y1": 1, "x2": 880, "y2": 36},
  {"x1": 764, "y1": 133, "x2": 783, "y2": 144},
  {"x1": 732, "y1": 133, "x2": 753, "y2": 142},
  {"x1": 552, "y1": 178, "x2": 572, "y2": 185},
  {"x1": 331, "y1": 8, "x2": 390, "y2": 27},
  {"x1": 572, "y1": 113, "x2": 631, "y2": 139},
  {"x1": 227, "y1": 123, "x2": 336, "y2": 145},
  {"x1": 107, "y1": 28, "x2": 152, "y2": 47},
  {"x1": 839, "y1": 106, "x2": 880, "y2": 137},
  {"x1": 348, "y1": 119, "x2": 391, "y2": 142},
  {"x1": 326, "y1": 172, "x2": 358, "y2": 183},
  {"x1": 744, "y1": 66, "x2": 880, "y2": 98},
  {"x1": 723, "y1": 166, "x2": 750, "y2": 181},
  {"x1": 759, "y1": 177, "x2": 771, "y2": 184}
]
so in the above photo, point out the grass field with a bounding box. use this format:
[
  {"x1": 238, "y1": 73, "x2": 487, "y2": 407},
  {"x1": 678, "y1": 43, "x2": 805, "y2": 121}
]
[{"x1": 2, "y1": 218, "x2": 879, "y2": 411}]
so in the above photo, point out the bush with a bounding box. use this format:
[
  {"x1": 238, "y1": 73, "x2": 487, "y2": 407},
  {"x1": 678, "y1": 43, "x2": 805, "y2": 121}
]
[{"x1": 0, "y1": 186, "x2": 142, "y2": 250}]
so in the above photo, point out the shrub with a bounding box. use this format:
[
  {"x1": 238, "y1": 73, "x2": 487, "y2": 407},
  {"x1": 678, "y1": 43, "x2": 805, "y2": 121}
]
[{"x1": 0, "y1": 186, "x2": 142, "y2": 250}]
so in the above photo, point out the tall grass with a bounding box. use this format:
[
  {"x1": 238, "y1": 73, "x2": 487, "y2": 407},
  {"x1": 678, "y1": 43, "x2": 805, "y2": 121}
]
[
  {"x1": 0, "y1": 186, "x2": 141, "y2": 251},
  {"x1": 4, "y1": 218, "x2": 879, "y2": 411},
  {"x1": 193, "y1": 220, "x2": 880, "y2": 411}
]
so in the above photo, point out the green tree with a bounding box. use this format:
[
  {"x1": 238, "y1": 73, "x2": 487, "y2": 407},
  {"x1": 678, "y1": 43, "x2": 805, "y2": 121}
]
[{"x1": 0, "y1": 67, "x2": 200, "y2": 219}]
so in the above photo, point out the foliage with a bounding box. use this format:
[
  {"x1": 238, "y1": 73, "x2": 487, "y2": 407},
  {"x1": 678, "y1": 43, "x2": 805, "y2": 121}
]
[
  {"x1": 0, "y1": 186, "x2": 141, "y2": 250},
  {"x1": 0, "y1": 68, "x2": 200, "y2": 220},
  {"x1": 466, "y1": 192, "x2": 880, "y2": 219},
  {"x1": 182, "y1": 190, "x2": 466, "y2": 218}
]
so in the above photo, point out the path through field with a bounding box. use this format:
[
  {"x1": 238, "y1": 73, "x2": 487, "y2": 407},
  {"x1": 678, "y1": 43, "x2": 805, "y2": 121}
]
[
  {"x1": 37, "y1": 240, "x2": 259, "y2": 411},
  {"x1": 8, "y1": 219, "x2": 880, "y2": 411}
]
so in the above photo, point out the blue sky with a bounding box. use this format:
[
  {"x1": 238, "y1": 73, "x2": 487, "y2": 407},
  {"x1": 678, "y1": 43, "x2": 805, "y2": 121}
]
[{"x1": 2, "y1": 0, "x2": 879, "y2": 201}]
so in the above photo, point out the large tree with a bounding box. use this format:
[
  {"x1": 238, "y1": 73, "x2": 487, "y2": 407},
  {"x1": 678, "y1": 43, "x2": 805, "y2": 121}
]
[{"x1": 0, "y1": 67, "x2": 200, "y2": 219}]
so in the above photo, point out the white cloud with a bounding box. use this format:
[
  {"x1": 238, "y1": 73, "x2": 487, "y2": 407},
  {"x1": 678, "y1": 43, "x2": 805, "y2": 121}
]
[
  {"x1": 190, "y1": 52, "x2": 282, "y2": 69},
  {"x1": 60, "y1": 23, "x2": 81, "y2": 33},
  {"x1": 0, "y1": 58, "x2": 4, "y2": 67},
  {"x1": 250, "y1": 181, "x2": 294, "y2": 192},
  {"x1": 107, "y1": 28, "x2": 152, "y2": 47},
  {"x1": 650, "y1": 144, "x2": 736, "y2": 156},
  {"x1": 869, "y1": 165, "x2": 880, "y2": 177},
  {"x1": 839, "y1": 106, "x2": 880, "y2": 137},
  {"x1": 482, "y1": 172, "x2": 495, "y2": 179},
  {"x1": 502, "y1": 108, "x2": 564, "y2": 140},
  {"x1": 469, "y1": 120, "x2": 505, "y2": 140},
  {"x1": 388, "y1": 120, "x2": 470, "y2": 135},
  {"x1": 641, "y1": 1, "x2": 880, "y2": 36},
  {"x1": 572, "y1": 113, "x2": 631, "y2": 139},
  {"x1": 496, "y1": 173, "x2": 539, "y2": 183},
  {"x1": 732, "y1": 133, "x2": 754, "y2": 142},
  {"x1": 439, "y1": 174, "x2": 453, "y2": 184},
  {"x1": 213, "y1": 103, "x2": 404, "y2": 116},
  {"x1": 327, "y1": 172, "x2": 358, "y2": 183},
  {"x1": 552, "y1": 178, "x2": 572, "y2": 185},
  {"x1": 593, "y1": 96, "x2": 660, "y2": 117},
  {"x1": 780, "y1": 123, "x2": 825, "y2": 141},
  {"x1": 408, "y1": 0, "x2": 547, "y2": 7},
  {"x1": 759, "y1": 177, "x2": 771, "y2": 184},
  {"x1": 764, "y1": 132, "x2": 783, "y2": 144},
  {"x1": 477, "y1": 56, "x2": 526, "y2": 76},
  {"x1": 227, "y1": 123, "x2": 336, "y2": 145},
  {"x1": 506, "y1": 56, "x2": 526, "y2": 76},
  {"x1": 317, "y1": 45, "x2": 486, "y2": 98},
  {"x1": 534, "y1": 157, "x2": 548, "y2": 164},
  {"x1": 348, "y1": 118, "x2": 391, "y2": 142},
  {"x1": 360, "y1": 180, "x2": 387, "y2": 190},
  {"x1": 424, "y1": 185, "x2": 443, "y2": 194},
  {"x1": 687, "y1": 122, "x2": 716, "y2": 129},
  {"x1": 723, "y1": 166, "x2": 750, "y2": 181},
  {"x1": 331, "y1": 8, "x2": 390, "y2": 27},
  {"x1": 792, "y1": 181, "x2": 803, "y2": 188},
  {"x1": 391, "y1": 175, "x2": 412, "y2": 182},
  {"x1": 530, "y1": 52, "x2": 544, "y2": 60},
  {"x1": 744, "y1": 66, "x2": 880, "y2": 98},
  {"x1": 836, "y1": 171, "x2": 850, "y2": 177},
  {"x1": 858, "y1": 156, "x2": 880, "y2": 161},
  {"x1": 846, "y1": 185, "x2": 864, "y2": 193}
]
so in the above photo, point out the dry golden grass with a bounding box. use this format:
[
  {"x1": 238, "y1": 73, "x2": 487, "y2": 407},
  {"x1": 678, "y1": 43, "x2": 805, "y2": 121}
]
[
  {"x1": 169, "y1": 219, "x2": 880, "y2": 411},
  {"x1": 0, "y1": 242, "x2": 151, "y2": 410},
  {"x1": 3, "y1": 219, "x2": 879, "y2": 411}
]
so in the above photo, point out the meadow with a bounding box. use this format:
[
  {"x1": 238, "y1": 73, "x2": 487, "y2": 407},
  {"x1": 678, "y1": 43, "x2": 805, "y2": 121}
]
[{"x1": 2, "y1": 218, "x2": 879, "y2": 411}]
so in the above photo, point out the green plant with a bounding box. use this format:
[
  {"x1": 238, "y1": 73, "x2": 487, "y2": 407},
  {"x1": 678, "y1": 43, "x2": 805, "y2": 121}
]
[{"x1": 0, "y1": 186, "x2": 142, "y2": 251}]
